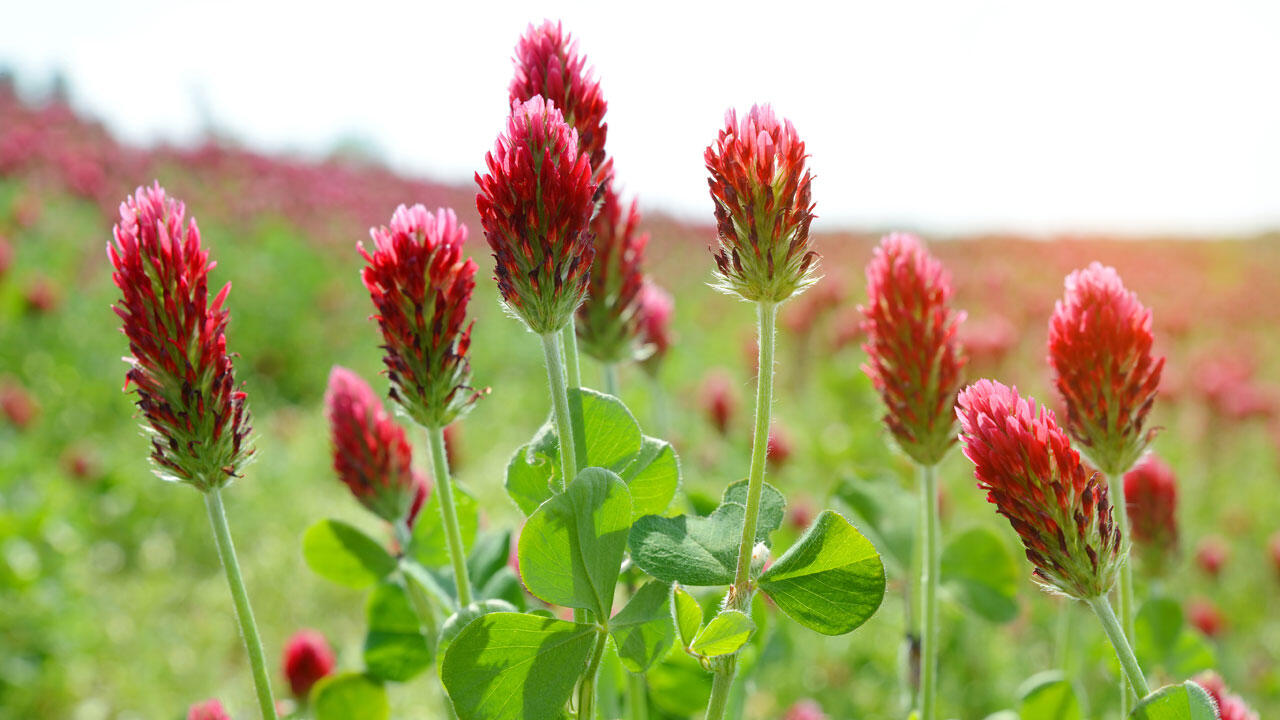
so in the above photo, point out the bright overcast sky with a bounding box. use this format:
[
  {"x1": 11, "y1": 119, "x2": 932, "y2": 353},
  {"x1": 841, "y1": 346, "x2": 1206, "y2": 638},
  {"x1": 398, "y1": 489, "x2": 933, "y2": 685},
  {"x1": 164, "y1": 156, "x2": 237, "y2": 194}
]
[{"x1": 4, "y1": 0, "x2": 1279, "y2": 235}]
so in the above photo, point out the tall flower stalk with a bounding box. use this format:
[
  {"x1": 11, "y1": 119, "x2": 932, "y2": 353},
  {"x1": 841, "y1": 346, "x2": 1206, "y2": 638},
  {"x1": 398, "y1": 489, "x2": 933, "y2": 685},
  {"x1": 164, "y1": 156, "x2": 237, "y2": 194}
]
[
  {"x1": 108, "y1": 183, "x2": 277, "y2": 719},
  {"x1": 860, "y1": 233, "x2": 966, "y2": 720},
  {"x1": 360, "y1": 204, "x2": 483, "y2": 607},
  {"x1": 702, "y1": 104, "x2": 817, "y2": 720},
  {"x1": 509, "y1": 20, "x2": 613, "y2": 392},
  {"x1": 1048, "y1": 262, "x2": 1163, "y2": 714},
  {"x1": 957, "y1": 380, "x2": 1148, "y2": 698}
]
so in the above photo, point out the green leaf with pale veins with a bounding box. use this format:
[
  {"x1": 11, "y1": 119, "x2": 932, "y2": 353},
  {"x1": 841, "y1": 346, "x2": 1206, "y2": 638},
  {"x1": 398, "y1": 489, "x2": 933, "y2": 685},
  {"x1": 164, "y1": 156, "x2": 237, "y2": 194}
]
[
  {"x1": 690, "y1": 610, "x2": 755, "y2": 657},
  {"x1": 722, "y1": 479, "x2": 786, "y2": 542},
  {"x1": 441, "y1": 612, "x2": 598, "y2": 720},
  {"x1": 629, "y1": 502, "x2": 747, "y2": 586},
  {"x1": 436, "y1": 599, "x2": 519, "y2": 676},
  {"x1": 302, "y1": 519, "x2": 396, "y2": 589},
  {"x1": 941, "y1": 526, "x2": 1020, "y2": 623},
  {"x1": 518, "y1": 468, "x2": 632, "y2": 617},
  {"x1": 363, "y1": 580, "x2": 433, "y2": 682},
  {"x1": 757, "y1": 510, "x2": 886, "y2": 635},
  {"x1": 505, "y1": 442, "x2": 554, "y2": 515},
  {"x1": 1130, "y1": 681, "x2": 1219, "y2": 720},
  {"x1": 568, "y1": 388, "x2": 643, "y2": 472},
  {"x1": 673, "y1": 585, "x2": 703, "y2": 648},
  {"x1": 609, "y1": 581, "x2": 676, "y2": 673},
  {"x1": 311, "y1": 672, "x2": 390, "y2": 720},
  {"x1": 618, "y1": 436, "x2": 680, "y2": 519}
]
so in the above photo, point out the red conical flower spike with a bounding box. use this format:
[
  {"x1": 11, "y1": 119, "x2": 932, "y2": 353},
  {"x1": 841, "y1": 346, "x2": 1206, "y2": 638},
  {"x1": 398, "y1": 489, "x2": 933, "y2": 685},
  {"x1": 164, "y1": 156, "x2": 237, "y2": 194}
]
[
  {"x1": 282, "y1": 629, "x2": 336, "y2": 699},
  {"x1": 576, "y1": 186, "x2": 649, "y2": 362},
  {"x1": 1123, "y1": 455, "x2": 1179, "y2": 575},
  {"x1": 957, "y1": 379, "x2": 1123, "y2": 599},
  {"x1": 509, "y1": 20, "x2": 610, "y2": 184},
  {"x1": 1196, "y1": 672, "x2": 1260, "y2": 720},
  {"x1": 325, "y1": 366, "x2": 420, "y2": 524},
  {"x1": 476, "y1": 96, "x2": 598, "y2": 335},
  {"x1": 636, "y1": 280, "x2": 675, "y2": 375},
  {"x1": 360, "y1": 204, "x2": 482, "y2": 428},
  {"x1": 108, "y1": 183, "x2": 253, "y2": 490},
  {"x1": 705, "y1": 104, "x2": 818, "y2": 303},
  {"x1": 861, "y1": 233, "x2": 967, "y2": 466},
  {"x1": 1048, "y1": 262, "x2": 1164, "y2": 475}
]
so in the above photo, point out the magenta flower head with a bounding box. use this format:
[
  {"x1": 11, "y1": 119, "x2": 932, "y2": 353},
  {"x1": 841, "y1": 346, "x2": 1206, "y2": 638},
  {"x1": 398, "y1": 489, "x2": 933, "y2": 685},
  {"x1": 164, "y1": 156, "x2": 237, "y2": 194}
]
[
  {"x1": 282, "y1": 629, "x2": 336, "y2": 699},
  {"x1": 187, "y1": 699, "x2": 230, "y2": 720},
  {"x1": 360, "y1": 204, "x2": 482, "y2": 428},
  {"x1": 1123, "y1": 455, "x2": 1179, "y2": 575},
  {"x1": 509, "y1": 20, "x2": 610, "y2": 183},
  {"x1": 576, "y1": 186, "x2": 648, "y2": 362},
  {"x1": 636, "y1": 280, "x2": 675, "y2": 374},
  {"x1": 1048, "y1": 262, "x2": 1164, "y2": 475},
  {"x1": 1196, "y1": 672, "x2": 1259, "y2": 720},
  {"x1": 108, "y1": 183, "x2": 253, "y2": 491},
  {"x1": 957, "y1": 380, "x2": 1123, "y2": 599},
  {"x1": 476, "y1": 96, "x2": 598, "y2": 335},
  {"x1": 325, "y1": 366, "x2": 420, "y2": 524},
  {"x1": 705, "y1": 104, "x2": 817, "y2": 303},
  {"x1": 860, "y1": 233, "x2": 967, "y2": 466}
]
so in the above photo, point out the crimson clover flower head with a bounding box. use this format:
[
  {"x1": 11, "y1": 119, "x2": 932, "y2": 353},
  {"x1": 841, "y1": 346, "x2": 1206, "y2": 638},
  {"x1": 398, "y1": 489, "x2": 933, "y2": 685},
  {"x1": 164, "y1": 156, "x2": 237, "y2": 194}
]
[
  {"x1": 1195, "y1": 672, "x2": 1259, "y2": 720},
  {"x1": 187, "y1": 699, "x2": 230, "y2": 720},
  {"x1": 509, "y1": 20, "x2": 610, "y2": 184},
  {"x1": 860, "y1": 233, "x2": 967, "y2": 466},
  {"x1": 360, "y1": 204, "x2": 482, "y2": 428},
  {"x1": 1049, "y1": 262, "x2": 1164, "y2": 475},
  {"x1": 108, "y1": 183, "x2": 253, "y2": 491},
  {"x1": 1123, "y1": 454, "x2": 1179, "y2": 575},
  {"x1": 476, "y1": 95, "x2": 597, "y2": 335},
  {"x1": 705, "y1": 104, "x2": 818, "y2": 303},
  {"x1": 282, "y1": 629, "x2": 336, "y2": 699},
  {"x1": 325, "y1": 366, "x2": 420, "y2": 524},
  {"x1": 576, "y1": 186, "x2": 648, "y2": 363},
  {"x1": 957, "y1": 379, "x2": 1123, "y2": 599},
  {"x1": 636, "y1": 280, "x2": 674, "y2": 374}
]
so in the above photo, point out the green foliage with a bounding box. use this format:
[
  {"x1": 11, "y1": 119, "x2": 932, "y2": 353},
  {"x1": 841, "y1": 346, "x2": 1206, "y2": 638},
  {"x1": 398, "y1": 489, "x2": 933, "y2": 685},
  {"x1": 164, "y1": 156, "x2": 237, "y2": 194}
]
[
  {"x1": 673, "y1": 585, "x2": 704, "y2": 648},
  {"x1": 1129, "y1": 681, "x2": 1219, "y2": 720},
  {"x1": 941, "y1": 526, "x2": 1020, "y2": 623},
  {"x1": 757, "y1": 511, "x2": 886, "y2": 635},
  {"x1": 609, "y1": 580, "x2": 676, "y2": 673},
  {"x1": 412, "y1": 488, "x2": 479, "y2": 569},
  {"x1": 362, "y1": 580, "x2": 433, "y2": 682},
  {"x1": 1017, "y1": 671, "x2": 1082, "y2": 720},
  {"x1": 517, "y1": 468, "x2": 632, "y2": 617},
  {"x1": 628, "y1": 481, "x2": 784, "y2": 586},
  {"x1": 1135, "y1": 596, "x2": 1216, "y2": 677},
  {"x1": 302, "y1": 519, "x2": 396, "y2": 589},
  {"x1": 441, "y1": 612, "x2": 598, "y2": 720},
  {"x1": 690, "y1": 610, "x2": 755, "y2": 657},
  {"x1": 311, "y1": 672, "x2": 390, "y2": 720},
  {"x1": 835, "y1": 473, "x2": 916, "y2": 573},
  {"x1": 437, "y1": 599, "x2": 519, "y2": 672}
]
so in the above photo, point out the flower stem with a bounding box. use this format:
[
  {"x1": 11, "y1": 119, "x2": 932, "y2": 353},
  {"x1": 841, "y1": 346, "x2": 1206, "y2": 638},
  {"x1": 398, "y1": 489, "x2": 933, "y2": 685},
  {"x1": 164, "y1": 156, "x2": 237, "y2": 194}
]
[
  {"x1": 203, "y1": 487, "x2": 279, "y2": 720},
  {"x1": 562, "y1": 320, "x2": 583, "y2": 389},
  {"x1": 1086, "y1": 594, "x2": 1150, "y2": 699},
  {"x1": 1106, "y1": 471, "x2": 1138, "y2": 714},
  {"x1": 426, "y1": 425, "x2": 473, "y2": 607},
  {"x1": 542, "y1": 332, "x2": 579, "y2": 490},
  {"x1": 628, "y1": 672, "x2": 649, "y2": 720},
  {"x1": 392, "y1": 543, "x2": 459, "y2": 720},
  {"x1": 918, "y1": 463, "x2": 940, "y2": 720},
  {"x1": 577, "y1": 627, "x2": 610, "y2": 720},
  {"x1": 602, "y1": 362, "x2": 620, "y2": 397},
  {"x1": 706, "y1": 300, "x2": 777, "y2": 720}
]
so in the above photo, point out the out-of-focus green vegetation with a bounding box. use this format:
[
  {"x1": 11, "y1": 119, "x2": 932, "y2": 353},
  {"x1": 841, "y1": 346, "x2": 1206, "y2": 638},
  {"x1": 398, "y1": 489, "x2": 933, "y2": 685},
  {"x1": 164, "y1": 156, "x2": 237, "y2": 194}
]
[{"x1": 1, "y1": 95, "x2": 1278, "y2": 719}]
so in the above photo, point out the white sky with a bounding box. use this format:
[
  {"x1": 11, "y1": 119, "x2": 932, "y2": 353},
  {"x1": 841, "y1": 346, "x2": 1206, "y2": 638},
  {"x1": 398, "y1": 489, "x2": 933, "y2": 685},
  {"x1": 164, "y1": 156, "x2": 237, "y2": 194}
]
[{"x1": 4, "y1": 0, "x2": 1279, "y2": 235}]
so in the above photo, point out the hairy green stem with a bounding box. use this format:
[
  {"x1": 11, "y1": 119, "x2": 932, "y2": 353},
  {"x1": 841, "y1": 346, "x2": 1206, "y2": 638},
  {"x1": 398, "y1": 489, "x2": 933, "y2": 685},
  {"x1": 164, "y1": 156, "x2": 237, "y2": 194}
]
[
  {"x1": 542, "y1": 332, "x2": 579, "y2": 491},
  {"x1": 392, "y1": 541, "x2": 458, "y2": 720},
  {"x1": 427, "y1": 425, "x2": 473, "y2": 607},
  {"x1": 578, "y1": 628, "x2": 610, "y2": 720},
  {"x1": 628, "y1": 672, "x2": 649, "y2": 720},
  {"x1": 919, "y1": 463, "x2": 940, "y2": 720},
  {"x1": 706, "y1": 301, "x2": 777, "y2": 720},
  {"x1": 602, "y1": 362, "x2": 620, "y2": 397},
  {"x1": 1086, "y1": 594, "x2": 1149, "y2": 699},
  {"x1": 1107, "y1": 471, "x2": 1137, "y2": 714},
  {"x1": 562, "y1": 320, "x2": 582, "y2": 389},
  {"x1": 203, "y1": 488, "x2": 279, "y2": 720}
]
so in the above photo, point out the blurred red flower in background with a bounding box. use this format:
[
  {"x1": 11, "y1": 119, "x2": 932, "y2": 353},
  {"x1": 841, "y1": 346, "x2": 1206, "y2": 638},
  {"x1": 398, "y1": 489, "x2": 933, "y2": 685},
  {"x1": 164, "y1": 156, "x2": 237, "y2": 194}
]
[
  {"x1": 282, "y1": 629, "x2": 336, "y2": 699},
  {"x1": 1196, "y1": 672, "x2": 1259, "y2": 720},
  {"x1": 1187, "y1": 597, "x2": 1224, "y2": 637},
  {"x1": 186, "y1": 699, "x2": 230, "y2": 720},
  {"x1": 701, "y1": 371, "x2": 738, "y2": 436},
  {"x1": 1123, "y1": 455, "x2": 1179, "y2": 575}
]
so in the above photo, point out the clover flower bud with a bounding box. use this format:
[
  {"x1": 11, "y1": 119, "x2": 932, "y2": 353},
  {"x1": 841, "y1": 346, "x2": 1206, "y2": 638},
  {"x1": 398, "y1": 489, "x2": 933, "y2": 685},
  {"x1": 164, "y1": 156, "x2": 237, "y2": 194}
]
[
  {"x1": 282, "y1": 629, "x2": 336, "y2": 699},
  {"x1": 325, "y1": 366, "x2": 419, "y2": 524},
  {"x1": 1123, "y1": 455, "x2": 1179, "y2": 575},
  {"x1": 576, "y1": 186, "x2": 648, "y2": 362}
]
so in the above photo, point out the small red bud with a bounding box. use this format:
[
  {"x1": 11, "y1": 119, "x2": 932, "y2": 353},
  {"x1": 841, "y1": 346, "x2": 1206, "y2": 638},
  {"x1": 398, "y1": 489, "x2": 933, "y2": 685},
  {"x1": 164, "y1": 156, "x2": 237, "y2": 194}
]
[
  {"x1": 783, "y1": 699, "x2": 827, "y2": 720},
  {"x1": 1195, "y1": 672, "x2": 1259, "y2": 720},
  {"x1": 1194, "y1": 536, "x2": 1228, "y2": 577},
  {"x1": 282, "y1": 629, "x2": 336, "y2": 698},
  {"x1": 701, "y1": 372, "x2": 737, "y2": 436},
  {"x1": 1187, "y1": 597, "x2": 1224, "y2": 637},
  {"x1": 187, "y1": 699, "x2": 230, "y2": 720}
]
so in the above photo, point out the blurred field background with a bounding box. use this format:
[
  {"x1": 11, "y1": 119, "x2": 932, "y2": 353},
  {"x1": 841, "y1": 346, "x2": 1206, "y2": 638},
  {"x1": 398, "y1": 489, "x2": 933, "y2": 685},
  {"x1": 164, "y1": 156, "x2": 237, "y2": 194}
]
[{"x1": 1, "y1": 66, "x2": 1279, "y2": 720}]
